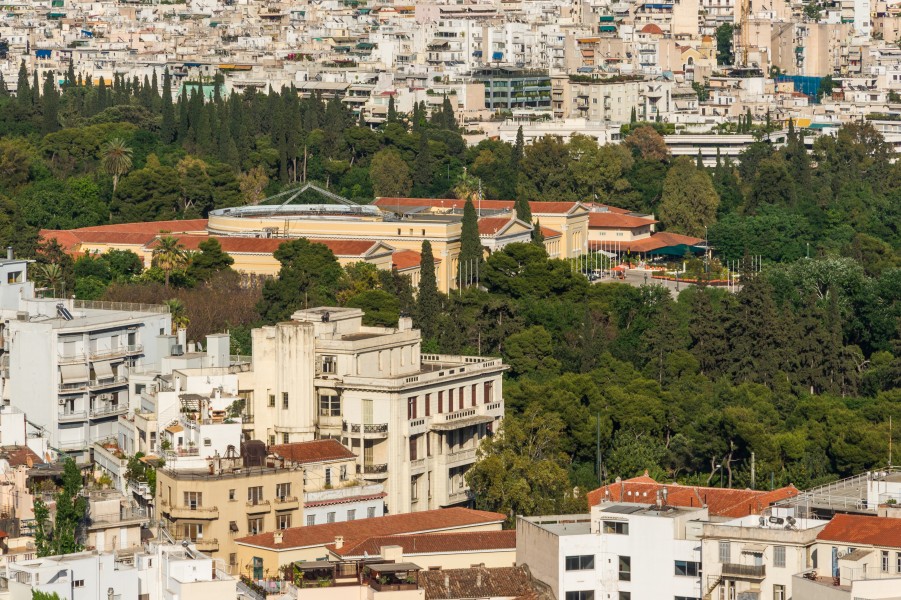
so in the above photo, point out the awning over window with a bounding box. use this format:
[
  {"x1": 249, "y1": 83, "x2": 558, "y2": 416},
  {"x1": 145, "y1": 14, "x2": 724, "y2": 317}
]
[
  {"x1": 93, "y1": 360, "x2": 114, "y2": 380},
  {"x1": 742, "y1": 544, "x2": 766, "y2": 554},
  {"x1": 60, "y1": 364, "x2": 89, "y2": 383}
]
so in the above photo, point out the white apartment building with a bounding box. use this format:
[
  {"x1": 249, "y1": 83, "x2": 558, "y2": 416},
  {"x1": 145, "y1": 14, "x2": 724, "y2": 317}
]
[
  {"x1": 0, "y1": 253, "x2": 171, "y2": 460},
  {"x1": 551, "y1": 75, "x2": 641, "y2": 122},
  {"x1": 700, "y1": 508, "x2": 828, "y2": 600},
  {"x1": 246, "y1": 307, "x2": 506, "y2": 514},
  {"x1": 517, "y1": 501, "x2": 709, "y2": 600},
  {"x1": 4, "y1": 543, "x2": 235, "y2": 600}
]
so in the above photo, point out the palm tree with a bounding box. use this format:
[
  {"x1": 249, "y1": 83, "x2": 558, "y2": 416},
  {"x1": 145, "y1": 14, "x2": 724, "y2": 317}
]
[
  {"x1": 102, "y1": 137, "x2": 133, "y2": 194},
  {"x1": 34, "y1": 263, "x2": 63, "y2": 296},
  {"x1": 164, "y1": 299, "x2": 189, "y2": 335},
  {"x1": 453, "y1": 167, "x2": 479, "y2": 202},
  {"x1": 152, "y1": 236, "x2": 187, "y2": 288}
]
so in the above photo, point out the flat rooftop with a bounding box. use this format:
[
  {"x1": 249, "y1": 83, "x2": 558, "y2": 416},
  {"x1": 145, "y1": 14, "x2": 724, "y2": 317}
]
[{"x1": 522, "y1": 515, "x2": 592, "y2": 536}]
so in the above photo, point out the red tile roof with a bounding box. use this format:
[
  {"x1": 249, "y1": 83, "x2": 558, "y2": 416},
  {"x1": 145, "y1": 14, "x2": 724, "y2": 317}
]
[
  {"x1": 583, "y1": 202, "x2": 631, "y2": 215},
  {"x1": 0, "y1": 445, "x2": 44, "y2": 467},
  {"x1": 540, "y1": 226, "x2": 562, "y2": 239},
  {"x1": 391, "y1": 249, "x2": 441, "y2": 271},
  {"x1": 478, "y1": 216, "x2": 515, "y2": 236},
  {"x1": 589, "y1": 231, "x2": 703, "y2": 253},
  {"x1": 817, "y1": 514, "x2": 901, "y2": 549},
  {"x1": 330, "y1": 529, "x2": 516, "y2": 558},
  {"x1": 146, "y1": 235, "x2": 387, "y2": 257},
  {"x1": 304, "y1": 491, "x2": 387, "y2": 509},
  {"x1": 586, "y1": 474, "x2": 799, "y2": 518},
  {"x1": 641, "y1": 23, "x2": 664, "y2": 35},
  {"x1": 75, "y1": 219, "x2": 209, "y2": 234},
  {"x1": 418, "y1": 566, "x2": 537, "y2": 600},
  {"x1": 588, "y1": 213, "x2": 658, "y2": 229},
  {"x1": 269, "y1": 440, "x2": 355, "y2": 465},
  {"x1": 374, "y1": 197, "x2": 585, "y2": 215},
  {"x1": 235, "y1": 507, "x2": 506, "y2": 550}
]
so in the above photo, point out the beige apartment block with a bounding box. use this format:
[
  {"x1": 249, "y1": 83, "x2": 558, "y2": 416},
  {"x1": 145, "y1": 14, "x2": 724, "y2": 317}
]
[
  {"x1": 551, "y1": 75, "x2": 641, "y2": 122},
  {"x1": 157, "y1": 463, "x2": 304, "y2": 571},
  {"x1": 244, "y1": 307, "x2": 506, "y2": 514}
]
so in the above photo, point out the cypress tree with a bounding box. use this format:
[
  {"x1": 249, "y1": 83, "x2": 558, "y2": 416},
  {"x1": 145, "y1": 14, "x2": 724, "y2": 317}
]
[
  {"x1": 532, "y1": 219, "x2": 545, "y2": 245},
  {"x1": 96, "y1": 76, "x2": 108, "y2": 112},
  {"x1": 630, "y1": 106, "x2": 637, "y2": 125},
  {"x1": 65, "y1": 60, "x2": 75, "y2": 88},
  {"x1": 151, "y1": 69, "x2": 159, "y2": 103},
  {"x1": 217, "y1": 104, "x2": 239, "y2": 168},
  {"x1": 160, "y1": 68, "x2": 175, "y2": 143},
  {"x1": 31, "y1": 70, "x2": 39, "y2": 106},
  {"x1": 387, "y1": 95, "x2": 397, "y2": 123},
  {"x1": 441, "y1": 95, "x2": 457, "y2": 131},
  {"x1": 15, "y1": 61, "x2": 29, "y2": 107},
  {"x1": 141, "y1": 74, "x2": 152, "y2": 109},
  {"x1": 696, "y1": 150, "x2": 704, "y2": 169},
  {"x1": 511, "y1": 125, "x2": 524, "y2": 170},
  {"x1": 0, "y1": 73, "x2": 8, "y2": 98},
  {"x1": 514, "y1": 197, "x2": 531, "y2": 223},
  {"x1": 415, "y1": 240, "x2": 440, "y2": 340},
  {"x1": 413, "y1": 131, "x2": 433, "y2": 193},
  {"x1": 457, "y1": 198, "x2": 483, "y2": 287},
  {"x1": 41, "y1": 71, "x2": 59, "y2": 134}
]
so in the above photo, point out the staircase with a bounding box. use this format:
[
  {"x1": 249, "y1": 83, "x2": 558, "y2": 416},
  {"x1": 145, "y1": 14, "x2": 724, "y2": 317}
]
[{"x1": 703, "y1": 575, "x2": 722, "y2": 600}]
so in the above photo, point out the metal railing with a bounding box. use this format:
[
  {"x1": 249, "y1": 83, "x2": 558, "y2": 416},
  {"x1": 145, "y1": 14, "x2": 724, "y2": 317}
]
[
  {"x1": 89, "y1": 345, "x2": 143, "y2": 360},
  {"x1": 362, "y1": 463, "x2": 388, "y2": 474},
  {"x1": 58, "y1": 410, "x2": 88, "y2": 422},
  {"x1": 342, "y1": 422, "x2": 388, "y2": 434},
  {"x1": 90, "y1": 404, "x2": 127, "y2": 418},
  {"x1": 59, "y1": 381, "x2": 88, "y2": 393},
  {"x1": 721, "y1": 564, "x2": 766, "y2": 579},
  {"x1": 73, "y1": 299, "x2": 169, "y2": 314},
  {"x1": 88, "y1": 376, "x2": 128, "y2": 390}
]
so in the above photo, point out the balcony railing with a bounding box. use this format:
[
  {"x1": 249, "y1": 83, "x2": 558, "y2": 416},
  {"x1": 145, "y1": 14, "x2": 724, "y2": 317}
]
[
  {"x1": 446, "y1": 447, "x2": 477, "y2": 465},
  {"x1": 362, "y1": 463, "x2": 388, "y2": 474},
  {"x1": 721, "y1": 563, "x2": 766, "y2": 579},
  {"x1": 168, "y1": 505, "x2": 220, "y2": 520},
  {"x1": 88, "y1": 376, "x2": 128, "y2": 390},
  {"x1": 90, "y1": 344, "x2": 143, "y2": 361},
  {"x1": 246, "y1": 500, "x2": 271, "y2": 514},
  {"x1": 58, "y1": 410, "x2": 88, "y2": 422},
  {"x1": 90, "y1": 404, "x2": 127, "y2": 418},
  {"x1": 59, "y1": 381, "x2": 88, "y2": 393},
  {"x1": 274, "y1": 496, "x2": 300, "y2": 510},
  {"x1": 342, "y1": 422, "x2": 388, "y2": 435}
]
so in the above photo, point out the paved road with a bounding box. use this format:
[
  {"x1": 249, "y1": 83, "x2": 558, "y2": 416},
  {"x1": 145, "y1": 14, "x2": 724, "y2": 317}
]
[{"x1": 592, "y1": 268, "x2": 737, "y2": 297}]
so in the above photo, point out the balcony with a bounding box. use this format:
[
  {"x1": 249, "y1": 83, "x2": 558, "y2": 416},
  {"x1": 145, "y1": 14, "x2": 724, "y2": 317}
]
[
  {"x1": 360, "y1": 463, "x2": 388, "y2": 479},
  {"x1": 168, "y1": 505, "x2": 219, "y2": 520},
  {"x1": 430, "y1": 407, "x2": 494, "y2": 431},
  {"x1": 88, "y1": 376, "x2": 128, "y2": 391},
  {"x1": 274, "y1": 496, "x2": 300, "y2": 511},
  {"x1": 342, "y1": 422, "x2": 389, "y2": 438},
  {"x1": 410, "y1": 458, "x2": 426, "y2": 474},
  {"x1": 58, "y1": 353, "x2": 87, "y2": 365},
  {"x1": 89, "y1": 344, "x2": 143, "y2": 361},
  {"x1": 445, "y1": 447, "x2": 477, "y2": 466},
  {"x1": 445, "y1": 489, "x2": 474, "y2": 505},
  {"x1": 245, "y1": 500, "x2": 271, "y2": 514},
  {"x1": 58, "y1": 410, "x2": 88, "y2": 423},
  {"x1": 59, "y1": 381, "x2": 88, "y2": 393},
  {"x1": 193, "y1": 538, "x2": 219, "y2": 553},
  {"x1": 90, "y1": 404, "x2": 127, "y2": 419},
  {"x1": 721, "y1": 563, "x2": 766, "y2": 580},
  {"x1": 408, "y1": 418, "x2": 427, "y2": 435}
]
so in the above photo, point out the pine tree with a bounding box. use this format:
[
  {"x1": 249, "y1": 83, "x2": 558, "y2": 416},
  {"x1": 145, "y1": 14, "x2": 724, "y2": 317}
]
[
  {"x1": 458, "y1": 198, "x2": 483, "y2": 287},
  {"x1": 16, "y1": 61, "x2": 29, "y2": 109},
  {"x1": 416, "y1": 240, "x2": 441, "y2": 340},
  {"x1": 41, "y1": 71, "x2": 59, "y2": 134},
  {"x1": 160, "y1": 68, "x2": 175, "y2": 143},
  {"x1": 688, "y1": 289, "x2": 728, "y2": 376}
]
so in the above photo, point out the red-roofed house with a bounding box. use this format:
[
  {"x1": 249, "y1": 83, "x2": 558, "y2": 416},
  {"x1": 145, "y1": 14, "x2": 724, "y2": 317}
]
[
  {"x1": 235, "y1": 507, "x2": 506, "y2": 571},
  {"x1": 477, "y1": 216, "x2": 532, "y2": 253},
  {"x1": 391, "y1": 250, "x2": 442, "y2": 288},
  {"x1": 586, "y1": 474, "x2": 799, "y2": 518},
  {"x1": 326, "y1": 529, "x2": 516, "y2": 568}
]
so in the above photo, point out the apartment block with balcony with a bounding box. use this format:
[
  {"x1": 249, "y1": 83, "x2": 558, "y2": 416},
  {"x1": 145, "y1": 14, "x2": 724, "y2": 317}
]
[
  {"x1": 517, "y1": 501, "x2": 709, "y2": 600},
  {"x1": 701, "y1": 507, "x2": 827, "y2": 600},
  {"x1": 472, "y1": 66, "x2": 552, "y2": 111},
  {"x1": 551, "y1": 74, "x2": 641, "y2": 121},
  {"x1": 156, "y1": 458, "x2": 305, "y2": 572},
  {"x1": 246, "y1": 307, "x2": 506, "y2": 514},
  {"x1": 2, "y1": 300, "x2": 170, "y2": 460}
]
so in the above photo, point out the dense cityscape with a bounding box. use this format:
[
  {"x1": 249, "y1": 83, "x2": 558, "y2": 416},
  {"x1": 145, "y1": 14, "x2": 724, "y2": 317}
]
[{"x1": 0, "y1": 0, "x2": 899, "y2": 599}]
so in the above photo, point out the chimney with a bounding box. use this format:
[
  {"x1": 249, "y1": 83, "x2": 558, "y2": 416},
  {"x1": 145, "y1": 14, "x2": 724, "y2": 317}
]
[
  {"x1": 335, "y1": 535, "x2": 344, "y2": 549},
  {"x1": 6, "y1": 247, "x2": 12, "y2": 260},
  {"x1": 273, "y1": 531, "x2": 283, "y2": 544}
]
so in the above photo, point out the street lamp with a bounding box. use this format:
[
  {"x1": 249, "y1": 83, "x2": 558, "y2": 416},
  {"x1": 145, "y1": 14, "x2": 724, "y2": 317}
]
[{"x1": 715, "y1": 463, "x2": 724, "y2": 488}]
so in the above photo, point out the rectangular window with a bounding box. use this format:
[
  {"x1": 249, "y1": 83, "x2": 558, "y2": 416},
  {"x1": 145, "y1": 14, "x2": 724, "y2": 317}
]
[
  {"x1": 321, "y1": 355, "x2": 336, "y2": 373},
  {"x1": 307, "y1": 514, "x2": 316, "y2": 526},
  {"x1": 282, "y1": 392, "x2": 289, "y2": 409},
  {"x1": 774, "y1": 545, "x2": 786, "y2": 568},
  {"x1": 327, "y1": 512, "x2": 336, "y2": 523},
  {"x1": 340, "y1": 465, "x2": 348, "y2": 481},
  {"x1": 248, "y1": 486, "x2": 263, "y2": 504},
  {"x1": 484, "y1": 381, "x2": 493, "y2": 403},
  {"x1": 183, "y1": 523, "x2": 203, "y2": 541},
  {"x1": 883, "y1": 550, "x2": 890, "y2": 573},
  {"x1": 410, "y1": 436, "x2": 418, "y2": 460},
  {"x1": 719, "y1": 541, "x2": 731, "y2": 564},
  {"x1": 603, "y1": 520, "x2": 629, "y2": 535},
  {"x1": 438, "y1": 391, "x2": 444, "y2": 414},
  {"x1": 471, "y1": 384, "x2": 477, "y2": 407},
  {"x1": 325, "y1": 468, "x2": 332, "y2": 487},
  {"x1": 276, "y1": 483, "x2": 291, "y2": 500},
  {"x1": 618, "y1": 556, "x2": 631, "y2": 581},
  {"x1": 74, "y1": 580, "x2": 85, "y2": 588},
  {"x1": 773, "y1": 585, "x2": 785, "y2": 600},
  {"x1": 448, "y1": 388, "x2": 454, "y2": 412},
  {"x1": 564, "y1": 593, "x2": 594, "y2": 600},
  {"x1": 674, "y1": 560, "x2": 700, "y2": 577},
  {"x1": 411, "y1": 477, "x2": 419, "y2": 501},
  {"x1": 565, "y1": 555, "x2": 595, "y2": 571},
  {"x1": 282, "y1": 433, "x2": 289, "y2": 444},
  {"x1": 268, "y1": 394, "x2": 275, "y2": 408},
  {"x1": 896, "y1": 552, "x2": 901, "y2": 573},
  {"x1": 618, "y1": 594, "x2": 630, "y2": 600},
  {"x1": 184, "y1": 491, "x2": 202, "y2": 509},
  {"x1": 247, "y1": 517, "x2": 263, "y2": 535},
  {"x1": 277, "y1": 514, "x2": 292, "y2": 530},
  {"x1": 319, "y1": 394, "x2": 340, "y2": 416},
  {"x1": 425, "y1": 394, "x2": 431, "y2": 417},
  {"x1": 347, "y1": 509, "x2": 356, "y2": 521},
  {"x1": 368, "y1": 506, "x2": 376, "y2": 518},
  {"x1": 229, "y1": 489, "x2": 236, "y2": 501},
  {"x1": 407, "y1": 396, "x2": 417, "y2": 419}
]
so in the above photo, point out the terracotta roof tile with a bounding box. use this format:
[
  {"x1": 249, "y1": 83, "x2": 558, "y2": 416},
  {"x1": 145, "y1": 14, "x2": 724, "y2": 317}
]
[
  {"x1": 589, "y1": 231, "x2": 703, "y2": 253},
  {"x1": 540, "y1": 227, "x2": 562, "y2": 239},
  {"x1": 76, "y1": 219, "x2": 209, "y2": 234},
  {"x1": 418, "y1": 566, "x2": 537, "y2": 600},
  {"x1": 269, "y1": 440, "x2": 355, "y2": 465},
  {"x1": 147, "y1": 235, "x2": 387, "y2": 257},
  {"x1": 331, "y1": 530, "x2": 516, "y2": 558},
  {"x1": 0, "y1": 445, "x2": 44, "y2": 467},
  {"x1": 586, "y1": 474, "x2": 799, "y2": 517},
  {"x1": 817, "y1": 514, "x2": 901, "y2": 549},
  {"x1": 392, "y1": 249, "x2": 441, "y2": 271},
  {"x1": 304, "y1": 491, "x2": 387, "y2": 509},
  {"x1": 235, "y1": 507, "x2": 506, "y2": 550},
  {"x1": 478, "y1": 217, "x2": 514, "y2": 236},
  {"x1": 641, "y1": 23, "x2": 664, "y2": 35},
  {"x1": 588, "y1": 213, "x2": 658, "y2": 229}
]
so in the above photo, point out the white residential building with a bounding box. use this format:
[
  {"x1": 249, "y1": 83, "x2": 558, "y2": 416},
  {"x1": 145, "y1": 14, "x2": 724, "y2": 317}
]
[
  {"x1": 4, "y1": 543, "x2": 235, "y2": 600},
  {"x1": 246, "y1": 307, "x2": 506, "y2": 514},
  {"x1": 0, "y1": 253, "x2": 171, "y2": 460},
  {"x1": 517, "y1": 501, "x2": 709, "y2": 600}
]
